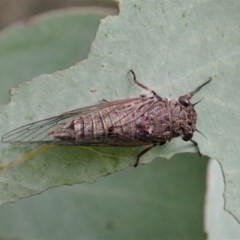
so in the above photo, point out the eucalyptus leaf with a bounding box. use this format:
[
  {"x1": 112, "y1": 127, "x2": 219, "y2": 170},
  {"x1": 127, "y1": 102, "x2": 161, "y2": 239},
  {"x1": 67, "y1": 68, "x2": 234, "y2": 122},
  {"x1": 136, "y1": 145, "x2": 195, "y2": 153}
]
[{"x1": 0, "y1": 154, "x2": 207, "y2": 239}]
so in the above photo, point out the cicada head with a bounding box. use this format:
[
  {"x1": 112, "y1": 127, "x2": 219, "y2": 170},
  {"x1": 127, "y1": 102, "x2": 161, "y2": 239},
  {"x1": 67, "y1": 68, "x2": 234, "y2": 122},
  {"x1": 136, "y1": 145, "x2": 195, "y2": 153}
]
[
  {"x1": 177, "y1": 96, "x2": 197, "y2": 141},
  {"x1": 176, "y1": 77, "x2": 212, "y2": 142}
]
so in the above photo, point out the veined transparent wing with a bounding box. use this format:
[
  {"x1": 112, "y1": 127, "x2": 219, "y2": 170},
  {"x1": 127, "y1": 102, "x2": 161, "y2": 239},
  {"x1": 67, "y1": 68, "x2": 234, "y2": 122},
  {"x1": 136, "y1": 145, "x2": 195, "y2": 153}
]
[{"x1": 1, "y1": 96, "x2": 157, "y2": 145}]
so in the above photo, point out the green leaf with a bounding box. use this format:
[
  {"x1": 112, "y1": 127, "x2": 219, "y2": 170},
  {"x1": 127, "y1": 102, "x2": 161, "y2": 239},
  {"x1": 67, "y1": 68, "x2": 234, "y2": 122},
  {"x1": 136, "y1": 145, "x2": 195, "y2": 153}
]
[
  {"x1": 0, "y1": 154, "x2": 208, "y2": 239},
  {"x1": 205, "y1": 160, "x2": 240, "y2": 238}
]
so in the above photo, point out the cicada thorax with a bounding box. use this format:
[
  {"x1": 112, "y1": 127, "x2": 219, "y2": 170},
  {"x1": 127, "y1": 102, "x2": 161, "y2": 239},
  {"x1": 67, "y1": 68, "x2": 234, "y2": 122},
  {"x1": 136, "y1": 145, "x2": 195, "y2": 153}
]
[
  {"x1": 169, "y1": 99, "x2": 197, "y2": 140},
  {"x1": 132, "y1": 98, "x2": 197, "y2": 144}
]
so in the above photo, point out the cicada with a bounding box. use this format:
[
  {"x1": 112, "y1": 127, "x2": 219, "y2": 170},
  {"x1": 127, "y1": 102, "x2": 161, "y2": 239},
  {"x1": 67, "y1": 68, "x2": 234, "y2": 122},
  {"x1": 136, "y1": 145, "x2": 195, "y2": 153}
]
[{"x1": 1, "y1": 70, "x2": 211, "y2": 166}]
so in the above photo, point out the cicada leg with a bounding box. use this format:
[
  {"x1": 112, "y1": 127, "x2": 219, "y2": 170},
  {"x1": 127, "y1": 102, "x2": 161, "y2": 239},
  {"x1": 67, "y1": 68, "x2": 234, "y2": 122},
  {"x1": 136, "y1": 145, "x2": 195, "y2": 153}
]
[
  {"x1": 190, "y1": 139, "x2": 202, "y2": 157},
  {"x1": 129, "y1": 70, "x2": 163, "y2": 100},
  {"x1": 134, "y1": 141, "x2": 167, "y2": 167}
]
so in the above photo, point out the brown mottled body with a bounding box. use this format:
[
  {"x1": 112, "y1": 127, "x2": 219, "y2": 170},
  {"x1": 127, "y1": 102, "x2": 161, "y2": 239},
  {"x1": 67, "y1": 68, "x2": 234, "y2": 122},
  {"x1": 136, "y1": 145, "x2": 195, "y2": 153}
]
[
  {"x1": 51, "y1": 97, "x2": 196, "y2": 146},
  {"x1": 1, "y1": 70, "x2": 211, "y2": 166}
]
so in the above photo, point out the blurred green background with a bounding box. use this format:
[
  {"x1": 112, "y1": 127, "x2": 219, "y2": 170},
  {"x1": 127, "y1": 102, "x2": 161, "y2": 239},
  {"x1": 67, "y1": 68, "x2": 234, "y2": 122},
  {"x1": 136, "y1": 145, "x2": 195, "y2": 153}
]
[{"x1": 0, "y1": 0, "x2": 117, "y2": 30}]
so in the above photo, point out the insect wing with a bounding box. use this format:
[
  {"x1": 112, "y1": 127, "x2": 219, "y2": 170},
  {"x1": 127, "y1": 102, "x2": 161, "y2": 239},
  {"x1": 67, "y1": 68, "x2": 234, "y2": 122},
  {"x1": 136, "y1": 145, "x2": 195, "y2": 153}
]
[
  {"x1": 1, "y1": 97, "x2": 155, "y2": 145},
  {"x1": 1, "y1": 113, "x2": 78, "y2": 143}
]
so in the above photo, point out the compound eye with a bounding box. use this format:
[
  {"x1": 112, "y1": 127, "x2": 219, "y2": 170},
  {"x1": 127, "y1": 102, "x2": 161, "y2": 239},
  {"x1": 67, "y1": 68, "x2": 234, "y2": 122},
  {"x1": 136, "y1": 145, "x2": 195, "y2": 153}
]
[
  {"x1": 179, "y1": 96, "x2": 190, "y2": 107},
  {"x1": 182, "y1": 132, "x2": 193, "y2": 141}
]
